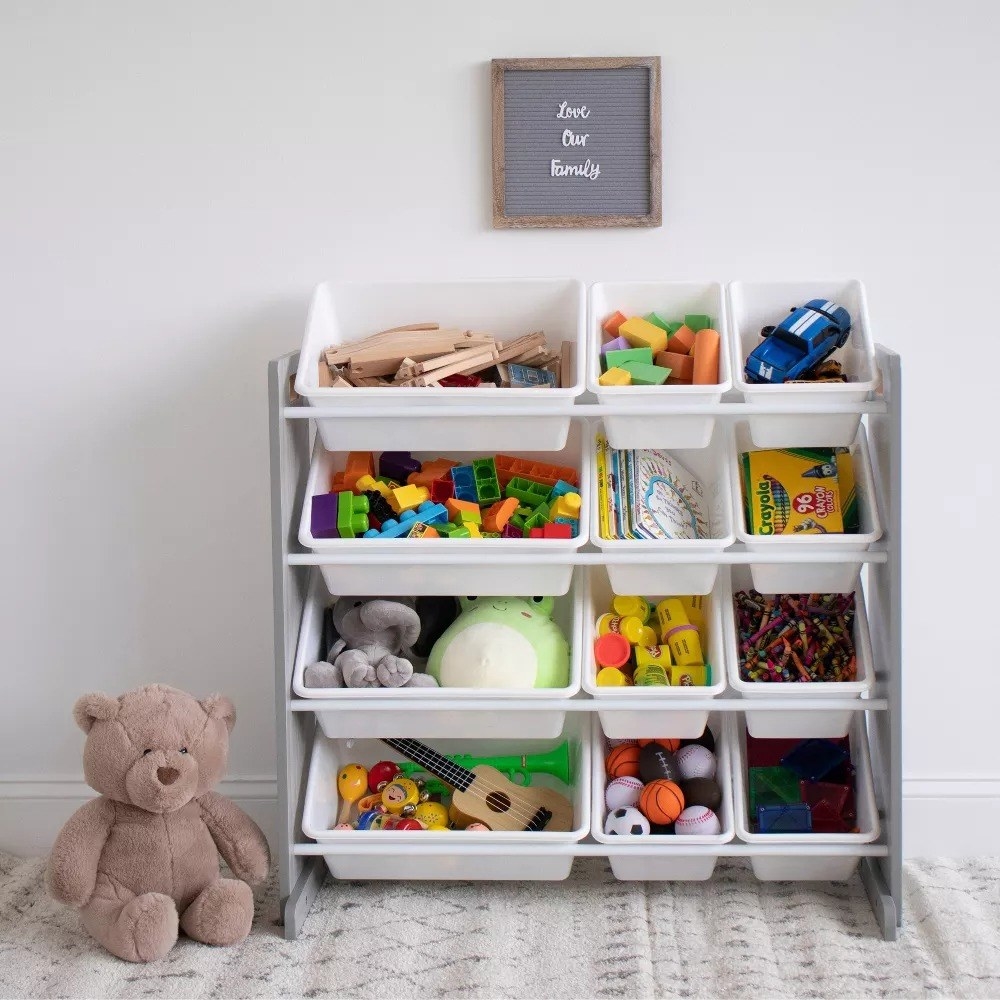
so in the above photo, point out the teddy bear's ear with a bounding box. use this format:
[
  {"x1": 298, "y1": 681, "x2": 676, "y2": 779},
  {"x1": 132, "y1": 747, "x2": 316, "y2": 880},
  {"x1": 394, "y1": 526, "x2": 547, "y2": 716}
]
[
  {"x1": 201, "y1": 694, "x2": 236, "y2": 733},
  {"x1": 73, "y1": 692, "x2": 120, "y2": 733}
]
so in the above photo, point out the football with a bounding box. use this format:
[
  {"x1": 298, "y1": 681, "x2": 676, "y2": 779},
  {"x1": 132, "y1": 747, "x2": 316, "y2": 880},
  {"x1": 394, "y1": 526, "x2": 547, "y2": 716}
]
[{"x1": 603, "y1": 806, "x2": 650, "y2": 836}]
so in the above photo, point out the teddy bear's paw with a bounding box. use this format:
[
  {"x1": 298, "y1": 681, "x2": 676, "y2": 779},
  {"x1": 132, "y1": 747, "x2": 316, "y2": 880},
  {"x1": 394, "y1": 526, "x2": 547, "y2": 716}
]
[
  {"x1": 180, "y1": 878, "x2": 253, "y2": 946},
  {"x1": 404, "y1": 671, "x2": 439, "y2": 688},
  {"x1": 303, "y1": 661, "x2": 343, "y2": 688},
  {"x1": 92, "y1": 891, "x2": 178, "y2": 963},
  {"x1": 375, "y1": 655, "x2": 414, "y2": 687}
]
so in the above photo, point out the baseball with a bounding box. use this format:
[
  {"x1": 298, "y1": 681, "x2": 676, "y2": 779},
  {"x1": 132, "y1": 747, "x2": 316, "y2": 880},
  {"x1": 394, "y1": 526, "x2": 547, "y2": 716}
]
[
  {"x1": 605, "y1": 775, "x2": 644, "y2": 811},
  {"x1": 674, "y1": 805, "x2": 721, "y2": 836},
  {"x1": 607, "y1": 737, "x2": 639, "y2": 748},
  {"x1": 676, "y1": 744, "x2": 717, "y2": 780}
]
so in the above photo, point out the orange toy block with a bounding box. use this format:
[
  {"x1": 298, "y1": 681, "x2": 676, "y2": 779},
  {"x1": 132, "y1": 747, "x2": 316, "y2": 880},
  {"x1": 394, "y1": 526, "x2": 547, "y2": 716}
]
[
  {"x1": 602, "y1": 311, "x2": 628, "y2": 337},
  {"x1": 391, "y1": 484, "x2": 431, "y2": 513},
  {"x1": 654, "y1": 351, "x2": 695, "y2": 380},
  {"x1": 692, "y1": 328, "x2": 721, "y2": 384},
  {"x1": 665, "y1": 325, "x2": 696, "y2": 355},
  {"x1": 483, "y1": 497, "x2": 519, "y2": 532},
  {"x1": 445, "y1": 498, "x2": 480, "y2": 522},
  {"x1": 330, "y1": 451, "x2": 375, "y2": 493},
  {"x1": 407, "y1": 458, "x2": 459, "y2": 489}
]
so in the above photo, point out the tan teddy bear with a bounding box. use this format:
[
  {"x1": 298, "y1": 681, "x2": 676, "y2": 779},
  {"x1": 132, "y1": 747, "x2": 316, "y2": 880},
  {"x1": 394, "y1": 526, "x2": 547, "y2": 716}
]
[{"x1": 47, "y1": 684, "x2": 271, "y2": 962}]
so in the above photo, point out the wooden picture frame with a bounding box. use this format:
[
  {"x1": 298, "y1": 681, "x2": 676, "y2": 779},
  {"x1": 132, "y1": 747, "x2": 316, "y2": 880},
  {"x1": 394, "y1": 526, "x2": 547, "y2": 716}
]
[{"x1": 492, "y1": 56, "x2": 662, "y2": 229}]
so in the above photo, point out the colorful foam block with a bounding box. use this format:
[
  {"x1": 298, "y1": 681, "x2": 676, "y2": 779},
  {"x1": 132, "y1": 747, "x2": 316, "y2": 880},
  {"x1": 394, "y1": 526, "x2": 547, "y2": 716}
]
[
  {"x1": 337, "y1": 491, "x2": 370, "y2": 539},
  {"x1": 692, "y1": 328, "x2": 721, "y2": 384},
  {"x1": 654, "y1": 351, "x2": 695, "y2": 380},
  {"x1": 619, "y1": 316, "x2": 668, "y2": 354},
  {"x1": 311, "y1": 493, "x2": 341, "y2": 539},
  {"x1": 602, "y1": 311, "x2": 628, "y2": 336},
  {"x1": 603, "y1": 347, "x2": 654, "y2": 372},
  {"x1": 644, "y1": 312, "x2": 670, "y2": 331},
  {"x1": 684, "y1": 313, "x2": 714, "y2": 333},
  {"x1": 600, "y1": 335, "x2": 630, "y2": 355},
  {"x1": 483, "y1": 497, "x2": 518, "y2": 532},
  {"x1": 599, "y1": 367, "x2": 632, "y2": 387},
  {"x1": 665, "y1": 325, "x2": 696, "y2": 355},
  {"x1": 379, "y1": 452, "x2": 420, "y2": 483},
  {"x1": 620, "y1": 360, "x2": 670, "y2": 386}
]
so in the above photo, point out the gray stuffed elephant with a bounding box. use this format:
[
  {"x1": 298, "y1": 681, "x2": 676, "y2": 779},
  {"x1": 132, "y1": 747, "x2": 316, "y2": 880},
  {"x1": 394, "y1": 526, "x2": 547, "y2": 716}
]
[{"x1": 303, "y1": 597, "x2": 440, "y2": 689}]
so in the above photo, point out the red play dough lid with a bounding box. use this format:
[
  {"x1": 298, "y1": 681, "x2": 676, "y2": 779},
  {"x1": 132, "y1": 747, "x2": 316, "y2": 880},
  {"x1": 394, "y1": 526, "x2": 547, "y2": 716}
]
[{"x1": 594, "y1": 632, "x2": 631, "y2": 669}]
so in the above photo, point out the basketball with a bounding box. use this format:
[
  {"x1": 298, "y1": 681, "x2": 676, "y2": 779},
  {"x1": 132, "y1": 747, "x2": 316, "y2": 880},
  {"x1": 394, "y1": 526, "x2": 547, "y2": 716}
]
[
  {"x1": 638, "y1": 779, "x2": 685, "y2": 825},
  {"x1": 637, "y1": 738, "x2": 681, "y2": 752},
  {"x1": 605, "y1": 744, "x2": 642, "y2": 778}
]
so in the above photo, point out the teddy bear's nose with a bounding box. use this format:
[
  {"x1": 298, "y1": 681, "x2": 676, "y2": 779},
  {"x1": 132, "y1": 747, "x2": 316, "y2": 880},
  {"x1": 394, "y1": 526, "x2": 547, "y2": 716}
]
[{"x1": 157, "y1": 767, "x2": 180, "y2": 786}]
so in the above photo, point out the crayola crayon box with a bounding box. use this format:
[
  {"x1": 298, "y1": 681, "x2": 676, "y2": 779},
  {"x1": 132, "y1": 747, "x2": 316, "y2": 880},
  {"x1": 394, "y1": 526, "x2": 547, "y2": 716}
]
[{"x1": 741, "y1": 447, "x2": 847, "y2": 535}]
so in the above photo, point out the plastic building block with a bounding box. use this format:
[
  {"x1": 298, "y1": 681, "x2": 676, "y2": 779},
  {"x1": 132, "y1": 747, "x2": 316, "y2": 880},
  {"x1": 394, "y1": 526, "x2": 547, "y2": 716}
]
[
  {"x1": 436, "y1": 522, "x2": 471, "y2": 538},
  {"x1": 757, "y1": 803, "x2": 813, "y2": 833},
  {"x1": 505, "y1": 477, "x2": 550, "y2": 507},
  {"x1": 549, "y1": 493, "x2": 581, "y2": 521},
  {"x1": 529, "y1": 527, "x2": 544, "y2": 538},
  {"x1": 330, "y1": 451, "x2": 375, "y2": 493},
  {"x1": 379, "y1": 452, "x2": 421, "y2": 483},
  {"x1": 603, "y1": 311, "x2": 628, "y2": 336},
  {"x1": 454, "y1": 507, "x2": 482, "y2": 526},
  {"x1": 376, "y1": 476, "x2": 400, "y2": 488},
  {"x1": 619, "y1": 316, "x2": 668, "y2": 354},
  {"x1": 310, "y1": 493, "x2": 341, "y2": 539},
  {"x1": 780, "y1": 739, "x2": 849, "y2": 782},
  {"x1": 391, "y1": 484, "x2": 431, "y2": 513},
  {"x1": 599, "y1": 367, "x2": 632, "y2": 387},
  {"x1": 357, "y1": 475, "x2": 395, "y2": 504},
  {"x1": 445, "y1": 498, "x2": 479, "y2": 521},
  {"x1": 501, "y1": 523, "x2": 523, "y2": 539},
  {"x1": 481, "y1": 531, "x2": 501, "y2": 538},
  {"x1": 337, "y1": 491, "x2": 370, "y2": 540},
  {"x1": 553, "y1": 516, "x2": 578, "y2": 534},
  {"x1": 362, "y1": 490, "x2": 395, "y2": 526},
  {"x1": 450, "y1": 465, "x2": 477, "y2": 502},
  {"x1": 407, "y1": 458, "x2": 459, "y2": 489},
  {"x1": 542, "y1": 522, "x2": 573, "y2": 539},
  {"x1": 644, "y1": 312, "x2": 670, "y2": 332},
  {"x1": 472, "y1": 458, "x2": 501, "y2": 505},
  {"x1": 600, "y1": 335, "x2": 630, "y2": 355},
  {"x1": 430, "y1": 476, "x2": 455, "y2": 503},
  {"x1": 522, "y1": 507, "x2": 549, "y2": 536},
  {"x1": 408, "y1": 522, "x2": 439, "y2": 539},
  {"x1": 437, "y1": 373, "x2": 482, "y2": 387},
  {"x1": 748, "y1": 767, "x2": 801, "y2": 814},
  {"x1": 620, "y1": 361, "x2": 670, "y2": 386},
  {"x1": 548, "y1": 480, "x2": 577, "y2": 502},
  {"x1": 494, "y1": 455, "x2": 579, "y2": 490},
  {"x1": 464, "y1": 523, "x2": 482, "y2": 538},
  {"x1": 799, "y1": 780, "x2": 850, "y2": 818},
  {"x1": 684, "y1": 314, "x2": 713, "y2": 333},
  {"x1": 603, "y1": 347, "x2": 654, "y2": 371},
  {"x1": 482, "y1": 497, "x2": 518, "y2": 532},
  {"x1": 509, "y1": 513, "x2": 526, "y2": 531},
  {"x1": 362, "y1": 502, "x2": 448, "y2": 539}
]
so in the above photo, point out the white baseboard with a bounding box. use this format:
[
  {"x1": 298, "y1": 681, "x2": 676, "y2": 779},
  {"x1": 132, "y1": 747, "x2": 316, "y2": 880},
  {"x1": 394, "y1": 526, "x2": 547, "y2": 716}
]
[
  {"x1": 3, "y1": 776, "x2": 998, "y2": 859},
  {"x1": 0, "y1": 777, "x2": 278, "y2": 859}
]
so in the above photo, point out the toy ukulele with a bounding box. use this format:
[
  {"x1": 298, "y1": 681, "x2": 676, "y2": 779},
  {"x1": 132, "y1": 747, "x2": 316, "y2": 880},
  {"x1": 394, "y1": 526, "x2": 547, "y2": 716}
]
[{"x1": 381, "y1": 737, "x2": 574, "y2": 832}]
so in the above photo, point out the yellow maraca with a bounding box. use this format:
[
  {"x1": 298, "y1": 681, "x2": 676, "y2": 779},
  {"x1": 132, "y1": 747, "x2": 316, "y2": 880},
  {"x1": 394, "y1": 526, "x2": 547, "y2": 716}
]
[{"x1": 337, "y1": 763, "x2": 369, "y2": 825}]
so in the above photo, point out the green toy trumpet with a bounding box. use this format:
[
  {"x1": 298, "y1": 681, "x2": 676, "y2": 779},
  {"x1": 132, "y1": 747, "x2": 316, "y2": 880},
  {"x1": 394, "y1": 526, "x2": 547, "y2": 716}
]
[{"x1": 396, "y1": 741, "x2": 573, "y2": 788}]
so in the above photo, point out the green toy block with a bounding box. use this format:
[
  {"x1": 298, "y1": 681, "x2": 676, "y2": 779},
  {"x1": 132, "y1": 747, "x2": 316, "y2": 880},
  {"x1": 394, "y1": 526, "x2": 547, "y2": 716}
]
[
  {"x1": 481, "y1": 531, "x2": 501, "y2": 538},
  {"x1": 684, "y1": 313, "x2": 714, "y2": 332},
  {"x1": 337, "y1": 491, "x2": 370, "y2": 539},
  {"x1": 603, "y1": 347, "x2": 654, "y2": 372},
  {"x1": 436, "y1": 522, "x2": 471, "y2": 538},
  {"x1": 644, "y1": 312, "x2": 670, "y2": 331},
  {"x1": 376, "y1": 476, "x2": 400, "y2": 489},
  {"x1": 454, "y1": 507, "x2": 482, "y2": 526},
  {"x1": 664, "y1": 321, "x2": 684, "y2": 334},
  {"x1": 505, "y1": 477, "x2": 551, "y2": 507},
  {"x1": 522, "y1": 508, "x2": 549, "y2": 536},
  {"x1": 510, "y1": 512, "x2": 526, "y2": 531},
  {"x1": 748, "y1": 767, "x2": 801, "y2": 814},
  {"x1": 620, "y1": 360, "x2": 670, "y2": 386},
  {"x1": 472, "y1": 458, "x2": 502, "y2": 506}
]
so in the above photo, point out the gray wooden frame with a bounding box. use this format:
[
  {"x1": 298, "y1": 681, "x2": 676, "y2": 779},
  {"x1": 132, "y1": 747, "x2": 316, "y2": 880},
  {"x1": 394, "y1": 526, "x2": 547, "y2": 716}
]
[{"x1": 492, "y1": 57, "x2": 662, "y2": 229}]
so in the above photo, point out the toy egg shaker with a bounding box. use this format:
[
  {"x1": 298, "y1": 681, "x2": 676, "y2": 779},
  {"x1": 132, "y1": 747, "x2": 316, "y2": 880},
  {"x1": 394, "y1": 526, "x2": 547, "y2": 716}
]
[{"x1": 337, "y1": 763, "x2": 369, "y2": 825}]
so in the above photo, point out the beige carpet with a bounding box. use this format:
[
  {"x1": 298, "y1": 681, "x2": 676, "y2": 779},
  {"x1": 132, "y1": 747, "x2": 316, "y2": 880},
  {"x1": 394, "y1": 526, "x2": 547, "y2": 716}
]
[{"x1": 2, "y1": 853, "x2": 999, "y2": 999}]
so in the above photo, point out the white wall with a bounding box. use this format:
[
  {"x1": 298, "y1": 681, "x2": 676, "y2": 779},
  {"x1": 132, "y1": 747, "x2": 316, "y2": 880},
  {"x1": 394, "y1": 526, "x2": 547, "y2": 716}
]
[{"x1": 2, "y1": 0, "x2": 998, "y2": 856}]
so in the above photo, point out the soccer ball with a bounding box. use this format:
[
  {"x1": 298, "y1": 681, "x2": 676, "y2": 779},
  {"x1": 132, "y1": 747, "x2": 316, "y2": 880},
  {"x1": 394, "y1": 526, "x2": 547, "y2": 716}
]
[{"x1": 604, "y1": 806, "x2": 650, "y2": 836}]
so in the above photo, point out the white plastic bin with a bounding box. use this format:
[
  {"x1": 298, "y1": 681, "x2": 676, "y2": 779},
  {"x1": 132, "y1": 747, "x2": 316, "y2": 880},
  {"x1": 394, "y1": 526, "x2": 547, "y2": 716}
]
[
  {"x1": 292, "y1": 571, "x2": 583, "y2": 740},
  {"x1": 591, "y1": 715, "x2": 735, "y2": 880},
  {"x1": 588, "y1": 282, "x2": 732, "y2": 449},
  {"x1": 301, "y1": 718, "x2": 591, "y2": 881},
  {"x1": 298, "y1": 421, "x2": 589, "y2": 596},
  {"x1": 581, "y1": 567, "x2": 727, "y2": 739},
  {"x1": 590, "y1": 423, "x2": 735, "y2": 596},
  {"x1": 722, "y1": 566, "x2": 874, "y2": 738},
  {"x1": 295, "y1": 279, "x2": 586, "y2": 452},
  {"x1": 731, "y1": 715, "x2": 880, "y2": 881},
  {"x1": 731, "y1": 421, "x2": 883, "y2": 593},
  {"x1": 728, "y1": 280, "x2": 879, "y2": 448}
]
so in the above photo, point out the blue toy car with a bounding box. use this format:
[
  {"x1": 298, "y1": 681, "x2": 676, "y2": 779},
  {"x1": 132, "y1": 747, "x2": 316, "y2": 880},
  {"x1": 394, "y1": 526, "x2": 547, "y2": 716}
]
[{"x1": 744, "y1": 299, "x2": 852, "y2": 384}]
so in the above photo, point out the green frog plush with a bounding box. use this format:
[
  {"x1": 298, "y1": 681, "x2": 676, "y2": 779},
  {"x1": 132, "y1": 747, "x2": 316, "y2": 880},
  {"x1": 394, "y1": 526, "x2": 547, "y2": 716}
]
[{"x1": 426, "y1": 596, "x2": 570, "y2": 689}]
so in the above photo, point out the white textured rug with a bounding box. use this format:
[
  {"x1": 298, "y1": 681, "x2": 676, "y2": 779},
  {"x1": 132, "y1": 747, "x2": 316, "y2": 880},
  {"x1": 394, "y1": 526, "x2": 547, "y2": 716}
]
[{"x1": 2, "y1": 854, "x2": 999, "y2": 999}]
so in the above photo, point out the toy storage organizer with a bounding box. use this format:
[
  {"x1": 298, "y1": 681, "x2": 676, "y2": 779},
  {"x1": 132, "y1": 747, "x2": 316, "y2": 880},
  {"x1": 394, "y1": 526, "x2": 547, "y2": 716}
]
[{"x1": 270, "y1": 280, "x2": 901, "y2": 942}]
